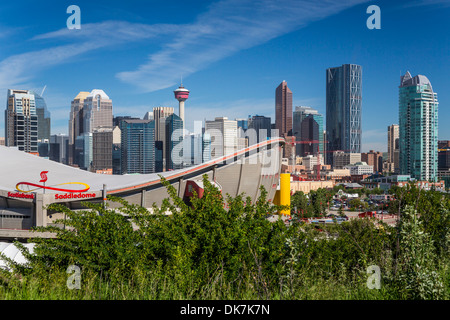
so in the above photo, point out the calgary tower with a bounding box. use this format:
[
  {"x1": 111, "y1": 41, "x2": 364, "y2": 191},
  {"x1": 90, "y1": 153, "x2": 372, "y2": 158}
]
[{"x1": 173, "y1": 82, "x2": 189, "y2": 129}]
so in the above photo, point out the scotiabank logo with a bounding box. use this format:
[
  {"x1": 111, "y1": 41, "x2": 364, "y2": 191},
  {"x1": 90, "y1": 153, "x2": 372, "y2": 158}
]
[
  {"x1": 55, "y1": 193, "x2": 96, "y2": 200},
  {"x1": 15, "y1": 171, "x2": 90, "y2": 194},
  {"x1": 8, "y1": 192, "x2": 34, "y2": 199}
]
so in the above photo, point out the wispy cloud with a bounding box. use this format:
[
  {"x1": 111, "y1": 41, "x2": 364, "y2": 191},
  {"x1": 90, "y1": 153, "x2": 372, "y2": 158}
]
[
  {"x1": 400, "y1": 0, "x2": 450, "y2": 8},
  {"x1": 117, "y1": 0, "x2": 370, "y2": 92},
  {"x1": 0, "y1": 0, "x2": 369, "y2": 95}
]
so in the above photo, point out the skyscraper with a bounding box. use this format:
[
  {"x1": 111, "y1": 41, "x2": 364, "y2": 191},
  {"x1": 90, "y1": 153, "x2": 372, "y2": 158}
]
[
  {"x1": 326, "y1": 64, "x2": 362, "y2": 165},
  {"x1": 387, "y1": 124, "x2": 399, "y2": 172},
  {"x1": 275, "y1": 81, "x2": 292, "y2": 137},
  {"x1": 165, "y1": 113, "x2": 184, "y2": 170},
  {"x1": 82, "y1": 89, "x2": 113, "y2": 133},
  {"x1": 33, "y1": 91, "x2": 51, "y2": 142},
  {"x1": 120, "y1": 119, "x2": 155, "y2": 174},
  {"x1": 5, "y1": 89, "x2": 38, "y2": 154},
  {"x1": 205, "y1": 117, "x2": 238, "y2": 159},
  {"x1": 49, "y1": 134, "x2": 69, "y2": 164},
  {"x1": 248, "y1": 115, "x2": 272, "y2": 144},
  {"x1": 92, "y1": 128, "x2": 113, "y2": 173},
  {"x1": 399, "y1": 71, "x2": 438, "y2": 181},
  {"x1": 299, "y1": 114, "x2": 323, "y2": 157},
  {"x1": 293, "y1": 106, "x2": 323, "y2": 157},
  {"x1": 68, "y1": 91, "x2": 90, "y2": 165},
  {"x1": 153, "y1": 107, "x2": 174, "y2": 171}
]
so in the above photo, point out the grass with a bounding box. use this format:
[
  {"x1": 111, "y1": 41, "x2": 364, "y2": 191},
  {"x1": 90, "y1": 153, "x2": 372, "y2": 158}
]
[{"x1": 0, "y1": 266, "x2": 407, "y2": 300}]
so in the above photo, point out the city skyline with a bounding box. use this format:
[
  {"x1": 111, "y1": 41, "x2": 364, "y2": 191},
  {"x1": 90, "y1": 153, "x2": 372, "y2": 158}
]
[{"x1": 0, "y1": 0, "x2": 449, "y2": 152}]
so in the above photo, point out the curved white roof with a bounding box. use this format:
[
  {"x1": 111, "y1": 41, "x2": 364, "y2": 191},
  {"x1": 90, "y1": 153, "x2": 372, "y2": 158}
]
[
  {"x1": 400, "y1": 71, "x2": 433, "y2": 90},
  {"x1": 87, "y1": 89, "x2": 110, "y2": 100},
  {"x1": 0, "y1": 242, "x2": 35, "y2": 270},
  {"x1": 0, "y1": 138, "x2": 284, "y2": 196},
  {"x1": 0, "y1": 145, "x2": 174, "y2": 194}
]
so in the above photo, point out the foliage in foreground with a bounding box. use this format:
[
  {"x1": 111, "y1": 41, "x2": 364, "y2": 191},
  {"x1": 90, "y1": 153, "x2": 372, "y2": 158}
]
[{"x1": 0, "y1": 176, "x2": 448, "y2": 300}]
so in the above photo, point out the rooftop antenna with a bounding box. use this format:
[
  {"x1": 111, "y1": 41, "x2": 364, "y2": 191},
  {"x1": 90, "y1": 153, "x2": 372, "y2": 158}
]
[
  {"x1": 40, "y1": 85, "x2": 47, "y2": 96},
  {"x1": 180, "y1": 75, "x2": 183, "y2": 86}
]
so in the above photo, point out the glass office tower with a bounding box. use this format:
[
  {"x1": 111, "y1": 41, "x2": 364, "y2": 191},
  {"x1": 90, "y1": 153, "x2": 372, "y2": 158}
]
[
  {"x1": 120, "y1": 119, "x2": 155, "y2": 174},
  {"x1": 165, "y1": 113, "x2": 184, "y2": 170},
  {"x1": 32, "y1": 91, "x2": 51, "y2": 142},
  {"x1": 293, "y1": 106, "x2": 323, "y2": 157},
  {"x1": 399, "y1": 71, "x2": 438, "y2": 182},
  {"x1": 5, "y1": 89, "x2": 39, "y2": 153},
  {"x1": 299, "y1": 113, "x2": 323, "y2": 157},
  {"x1": 326, "y1": 64, "x2": 362, "y2": 165}
]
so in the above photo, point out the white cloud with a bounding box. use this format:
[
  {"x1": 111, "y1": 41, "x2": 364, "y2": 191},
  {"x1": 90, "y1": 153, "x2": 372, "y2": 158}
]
[{"x1": 117, "y1": 0, "x2": 370, "y2": 92}]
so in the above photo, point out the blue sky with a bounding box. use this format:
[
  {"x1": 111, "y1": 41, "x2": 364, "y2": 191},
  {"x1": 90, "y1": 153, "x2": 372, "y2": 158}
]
[{"x1": 0, "y1": 0, "x2": 448, "y2": 152}]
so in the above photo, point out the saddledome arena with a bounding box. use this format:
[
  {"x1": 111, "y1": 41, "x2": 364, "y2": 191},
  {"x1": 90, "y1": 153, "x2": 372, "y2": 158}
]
[{"x1": 0, "y1": 138, "x2": 285, "y2": 240}]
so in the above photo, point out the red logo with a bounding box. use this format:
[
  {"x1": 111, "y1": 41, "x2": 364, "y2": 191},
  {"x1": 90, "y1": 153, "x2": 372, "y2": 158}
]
[{"x1": 40, "y1": 171, "x2": 48, "y2": 183}]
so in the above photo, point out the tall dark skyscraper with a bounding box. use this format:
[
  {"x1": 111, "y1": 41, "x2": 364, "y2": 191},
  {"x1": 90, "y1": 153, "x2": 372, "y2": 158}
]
[
  {"x1": 275, "y1": 81, "x2": 292, "y2": 137},
  {"x1": 248, "y1": 115, "x2": 271, "y2": 143},
  {"x1": 326, "y1": 64, "x2": 362, "y2": 165},
  {"x1": 68, "y1": 91, "x2": 90, "y2": 165},
  {"x1": 293, "y1": 106, "x2": 323, "y2": 157},
  {"x1": 299, "y1": 114, "x2": 322, "y2": 157}
]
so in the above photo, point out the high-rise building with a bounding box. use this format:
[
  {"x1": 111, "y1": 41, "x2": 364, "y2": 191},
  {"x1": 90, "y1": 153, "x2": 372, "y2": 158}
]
[
  {"x1": 361, "y1": 150, "x2": 383, "y2": 173},
  {"x1": 74, "y1": 132, "x2": 93, "y2": 171},
  {"x1": 248, "y1": 115, "x2": 272, "y2": 145},
  {"x1": 83, "y1": 89, "x2": 113, "y2": 133},
  {"x1": 387, "y1": 124, "x2": 399, "y2": 172},
  {"x1": 275, "y1": 81, "x2": 293, "y2": 137},
  {"x1": 165, "y1": 114, "x2": 184, "y2": 170},
  {"x1": 49, "y1": 134, "x2": 69, "y2": 164},
  {"x1": 68, "y1": 91, "x2": 90, "y2": 165},
  {"x1": 293, "y1": 106, "x2": 324, "y2": 157},
  {"x1": 38, "y1": 139, "x2": 50, "y2": 159},
  {"x1": 143, "y1": 111, "x2": 154, "y2": 121},
  {"x1": 326, "y1": 64, "x2": 362, "y2": 164},
  {"x1": 293, "y1": 106, "x2": 314, "y2": 146},
  {"x1": 236, "y1": 118, "x2": 249, "y2": 132},
  {"x1": 399, "y1": 71, "x2": 438, "y2": 181},
  {"x1": 5, "y1": 89, "x2": 38, "y2": 154},
  {"x1": 332, "y1": 151, "x2": 361, "y2": 169},
  {"x1": 120, "y1": 119, "x2": 155, "y2": 174},
  {"x1": 33, "y1": 91, "x2": 51, "y2": 142},
  {"x1": 69, "y1": 89, "x2": 113, "y2": 169},
  {"x1": 112, "y1": 126, "x2": 121, "y2": 175},
  {"x1": 202, "y1": 133, "x2": 212, "y2": 163},
  {"x1": 92, "y1": 128, "x2": 113, "y2": 173},
  {"x1": 205, "y1": 117, "x2": 237, "y2": 159},
  {"x1": 153, "y1": 107, "x2": 174, "y2": 171},
  {"x1": 153, "y1": 107, "x2": 174, "y2": 141},
  {"x1": 438, "y1": 140, "x2": 450, "y2": 187},
  {"x1": 113, "y1": 116, "x2": 140, "y2": 127}
]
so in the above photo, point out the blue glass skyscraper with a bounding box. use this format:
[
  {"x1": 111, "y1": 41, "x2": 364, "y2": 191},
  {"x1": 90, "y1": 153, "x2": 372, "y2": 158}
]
[
  {"x1": 399, "y1": 71, "x2": 438, "y2": 182},
  {"x1": 326, "y1": 64, "x2": 362, "y2": 165},
  {"x1": 293, "y1": 106, "x2": 323, "y2": 157},
  {"x1": 32, "y1": 91, "x2": 51, "y2": 142},
  {"x1": 165, "y1": 114, "x2": 184, "y2": 170},
  {"x1": 120, "y1": 119, "x2": 155, "y2": 174}
]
